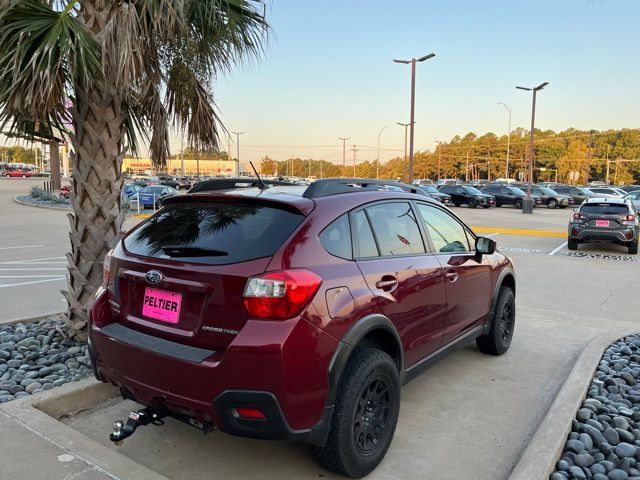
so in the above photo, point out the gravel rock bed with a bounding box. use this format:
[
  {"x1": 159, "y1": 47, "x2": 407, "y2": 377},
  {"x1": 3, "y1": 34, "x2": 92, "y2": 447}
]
[
  {"x1": 16, "y1": 194, "x2": 71, "y2": 209},
  {"x1": 551, "y1": 335, "x2": 640, "y2": 480},
  {"x1": 0, "y1": 316, "x2": 92, "y2": 403}
]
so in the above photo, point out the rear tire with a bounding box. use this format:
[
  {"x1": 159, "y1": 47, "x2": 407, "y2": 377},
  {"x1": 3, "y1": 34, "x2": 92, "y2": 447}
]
[
  {"x1": 496, "y1": 203, "x2": 502, "y2": 208},
  {"x1": 468, "y1": 199, "x2": 477, "y2": 208},
  {"x1": 514, "y1": 199, "x2": 523, "y2": 209},
  {"x1": 476, "y1": 286, "x2": 515, "y2": 356},
  {"x1": 312, "y1": 348, "x2": 400, "y2": 478},
  {"x1": 548, "y1": 199, "x2": 558, "y2": 209},
  {"x1": 568, "y1": 239, "x2": 578, "y2": 251},
  {"x1": 453, "y1": 202, "x2": 460, "y2": 207},
  {"x1": 628, "y1": 239, "x2": 638, "y2": 255}
]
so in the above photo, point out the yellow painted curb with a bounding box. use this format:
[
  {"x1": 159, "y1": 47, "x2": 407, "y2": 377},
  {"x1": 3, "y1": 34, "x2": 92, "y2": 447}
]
[
  {"x1": 472, "y1": 227, "x2": 566, "y2": 238},
  {"x1": 131, "y1": 213, "x2": 152, "y2": 219}
]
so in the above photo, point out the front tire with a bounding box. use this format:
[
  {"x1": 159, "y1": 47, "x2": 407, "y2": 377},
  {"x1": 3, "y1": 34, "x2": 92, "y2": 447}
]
[
  {"x1": 476, "y1": 286, "x2": 515, "y2": 356},
  {"x1": 468, "y1": 199, "x2": 477, "y2": 208},
  {"x1": 312, "y1": 348, "x2": 400, "y2": 478},
  {"x1": 548, "y1": 199, "x2": 558, "y2": 209}
]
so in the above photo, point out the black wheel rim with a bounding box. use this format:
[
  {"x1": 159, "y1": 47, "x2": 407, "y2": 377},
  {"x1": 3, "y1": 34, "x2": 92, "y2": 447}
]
[
  {"x1": 499, "y1": 298, "x2": 514, "y2": 343},
  {"x1": 353, "y1": 376, "x2": 391, "y2": 456}
]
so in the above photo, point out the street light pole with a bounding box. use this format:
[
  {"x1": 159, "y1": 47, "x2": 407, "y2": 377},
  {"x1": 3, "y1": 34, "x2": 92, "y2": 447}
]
[
  {"x1": 377, "y1": 126, "x2": 387, "y2": 179},
  {"x1": 338, "y1": 137, "x2": 350, "y2": 168},
  {"x1": 397, "y1": 122, "x2": 410, "y2": 180},
  {"x1": 231, "y1": 131, "x2": 244, "y2": 176},
  {"x1": 498, "y1": 102, "x2": 512, "y2": 179},
  {"x1": 351, "y1": 145, "x2": 358, "y2": 177},
  {"x1": 516, "y1": 82, "x2": 549, "y2": 214},
  {"x1": 435, "y1": 140, "x2": 444, "y2": 181},
  {"x1": 393, "y1": 53, "x2": 435, "y2": 183}
]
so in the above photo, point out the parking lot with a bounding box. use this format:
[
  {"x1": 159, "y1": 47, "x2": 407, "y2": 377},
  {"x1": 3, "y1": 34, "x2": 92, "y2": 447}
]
[{"x1": 2, "y1": 178, "x2": 637, "y2": 479}]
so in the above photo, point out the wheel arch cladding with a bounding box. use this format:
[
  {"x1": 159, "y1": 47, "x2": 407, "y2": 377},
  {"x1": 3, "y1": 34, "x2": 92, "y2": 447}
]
[{"x1": 326, "y1": 314, "x2": 404, "y2": 407}]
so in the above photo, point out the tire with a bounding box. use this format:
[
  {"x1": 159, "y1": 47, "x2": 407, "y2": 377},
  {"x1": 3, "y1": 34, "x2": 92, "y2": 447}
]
[
  {"x1": 629, "y1": 239, "x2": 638, "y2": 255},
  {"x1": 568, "y1": 239, "x2": 578, "y2": 251},
  {"x1": 312, "y1": 348, "x2": 400, "y2": 478},
  {"x1": 559, "y1": 205, "x2": 567, "y2": 209},
  {"x1": 476, "y1": 286, "x2": 515, "y2": 356},
  {"x1": 482, "y1": 205, "x2": 491, "y2": 209},
  {"x1": 5, "y1": 174, "x2": 9, "y2": 178},
  {"x1": 453, "y1": 202, "x2": 460, "y2": 207},
  {"x1": 514, "y1": 199, "x2": 523, "y2": 209},
  {"x1": 548, "y1": 199, "x2": 558, "y2": 209},
  {"x1": 468, "y1": 199, "x2": 477, "y2": 209},
  {"x1": 21, "y1": 174, "x2": 26, "y2": 178},
  {"x1": 496, "y1": 203, "x2": 502, "y2": 208}
]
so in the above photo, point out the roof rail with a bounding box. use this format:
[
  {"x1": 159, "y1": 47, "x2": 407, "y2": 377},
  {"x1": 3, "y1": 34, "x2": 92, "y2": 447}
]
[
  {"x1": 189, "y1": 177, "x2": 296, "y2": 193},
  {"x1": 302, "y1": 178, "x2": 429, "y2": 199}
]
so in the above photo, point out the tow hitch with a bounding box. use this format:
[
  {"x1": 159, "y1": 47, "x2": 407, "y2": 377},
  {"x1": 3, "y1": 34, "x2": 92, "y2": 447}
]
[{"x1": 110, "y1": 408, "x2": 167, "y2": 445}]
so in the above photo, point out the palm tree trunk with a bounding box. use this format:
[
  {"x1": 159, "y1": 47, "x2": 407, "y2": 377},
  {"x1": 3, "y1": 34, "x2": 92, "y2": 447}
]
[
  {"x1": 49, "y1": 140, "x2": 61, "y2": 191},
  {"x1": 63, "y1": 1, "x2": 126, "y2": 336}
]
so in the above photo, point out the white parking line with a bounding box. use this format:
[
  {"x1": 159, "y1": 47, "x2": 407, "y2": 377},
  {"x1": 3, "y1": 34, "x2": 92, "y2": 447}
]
[
  {"x1": 548, "y1": 242, "x2": 568, "y2": 256},
  {"x1": 0, "y1": 268, "x2": 67, "y2": 271},
  {"x1": 1, "y1": 256, "x2": 66, "y2": 264},
  {"x1": 0, "y1": 278, "x2": 66, "y2": 288},
  {"x1": 0, "y1": 244, "x2": 44, "y2": 250},
  {"x1": 0, "y1": 275, "x2": 66, "y2": 278}
]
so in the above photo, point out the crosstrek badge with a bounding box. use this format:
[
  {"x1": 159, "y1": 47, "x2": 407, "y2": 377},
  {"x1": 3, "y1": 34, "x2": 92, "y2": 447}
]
[{"x1": 142, "y1": 287, "x2": 182, "y2": 324}]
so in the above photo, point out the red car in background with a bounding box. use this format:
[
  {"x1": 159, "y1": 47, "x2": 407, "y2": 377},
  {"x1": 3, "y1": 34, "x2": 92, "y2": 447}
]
[{"x1": 5, "y1": 169, "x2": 31, "y2": 178}]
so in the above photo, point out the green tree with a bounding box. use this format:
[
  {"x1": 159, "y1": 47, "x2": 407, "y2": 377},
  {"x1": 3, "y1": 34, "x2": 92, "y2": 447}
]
[{"x1": 0, "y1": 0, "x2": 268, "y2": 336}]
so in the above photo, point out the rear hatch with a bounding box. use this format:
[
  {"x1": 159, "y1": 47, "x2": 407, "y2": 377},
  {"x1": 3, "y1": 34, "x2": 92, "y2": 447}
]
[
  {"x1": 109, "y1": 199, "x2": 307, "y2": 352},
  {"x1": 580, "y1": 202, "x2": 632, "y2": 229}
]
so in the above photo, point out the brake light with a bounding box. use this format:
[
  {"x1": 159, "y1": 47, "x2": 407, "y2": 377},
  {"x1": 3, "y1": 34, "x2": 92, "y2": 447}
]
[
  {"x1": 573, "y1": 212, "x2": 586, "y2": 221},
  {"x1": 102, "y1": 249, "x2": 113, "y2": 287},
  {"x1": 243, "y1": 269, "x2": 322, "y2": 319},
  {"x1": 624, "y1": 214, "x2": 636, "y2": 222}
]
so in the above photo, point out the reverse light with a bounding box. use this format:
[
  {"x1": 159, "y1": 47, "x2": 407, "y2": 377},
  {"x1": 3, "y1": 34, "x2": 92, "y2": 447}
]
[
  {"x1": 243, "y1": 269, "x2": 322, "y2": 319},
  {"x1": 102, "y1": 249, "x2": 113, "y2": 287}
]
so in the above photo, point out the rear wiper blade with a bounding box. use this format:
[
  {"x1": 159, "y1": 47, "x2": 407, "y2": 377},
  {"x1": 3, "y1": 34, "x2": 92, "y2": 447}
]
[{"x1": 161, "y1": 246, "x2": 228, "y2": 257}]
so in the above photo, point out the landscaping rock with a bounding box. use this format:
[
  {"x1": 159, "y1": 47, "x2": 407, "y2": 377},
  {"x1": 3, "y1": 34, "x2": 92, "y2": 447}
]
[{"x1": 0, "y1": 316, "x2": 91, "y2": 404}]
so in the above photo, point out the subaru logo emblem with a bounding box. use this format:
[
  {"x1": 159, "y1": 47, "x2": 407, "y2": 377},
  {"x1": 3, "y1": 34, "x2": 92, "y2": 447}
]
[{"x1": 145, "y1": 270, "x2": 163, "y2": 285}]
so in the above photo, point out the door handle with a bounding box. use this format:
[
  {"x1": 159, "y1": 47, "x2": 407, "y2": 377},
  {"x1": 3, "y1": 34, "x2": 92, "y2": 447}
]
[
  {"x1": 444, "y1": 268, "x2": 459, "y2": 282},
  {"x1": 375, "y1": 276, "x2": 398, "y2": 291}
]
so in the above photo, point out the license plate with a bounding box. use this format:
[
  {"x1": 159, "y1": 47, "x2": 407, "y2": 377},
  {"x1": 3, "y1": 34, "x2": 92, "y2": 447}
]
[
  {"x1": 595, "y1": 220, "x2": 610, "y2": 227},
  {"x1": 142, "y1": 287, "x2": 182, "y2": 324}
]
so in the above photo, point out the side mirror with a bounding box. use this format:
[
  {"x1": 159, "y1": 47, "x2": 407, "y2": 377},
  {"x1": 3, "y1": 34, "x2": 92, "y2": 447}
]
[{"x1": 475, "y1": 236, "x2": 496, "y2": 256}]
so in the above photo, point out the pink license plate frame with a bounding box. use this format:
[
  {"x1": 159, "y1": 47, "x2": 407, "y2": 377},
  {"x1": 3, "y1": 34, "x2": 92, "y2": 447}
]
[
  {"x1": 142, "y1": 287, "x2": 182, "y2": 324},
  {"x1": 595, "y1": 220, "x2": 610, "y2": 227}
]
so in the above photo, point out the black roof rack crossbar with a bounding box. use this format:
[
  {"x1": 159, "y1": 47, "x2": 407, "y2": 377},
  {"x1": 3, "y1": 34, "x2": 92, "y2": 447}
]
[
  {"x1": 189, "y1": 178, "x2": 296, "y2": 193},
  {"x1": 302, "y1": 178, "x2": 429, "y2": 199}
]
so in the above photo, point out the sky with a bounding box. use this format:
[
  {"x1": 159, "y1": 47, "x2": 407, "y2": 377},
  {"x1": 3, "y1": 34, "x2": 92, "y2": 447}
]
[{"x1": 182, "y1": 0, "x2": 640, "y2": 165}]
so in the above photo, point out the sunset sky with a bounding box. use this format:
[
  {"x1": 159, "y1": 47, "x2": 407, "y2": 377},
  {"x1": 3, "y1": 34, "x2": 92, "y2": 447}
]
[{"x1": 190, "y1": 0, "x2": 639, "y2": 165}]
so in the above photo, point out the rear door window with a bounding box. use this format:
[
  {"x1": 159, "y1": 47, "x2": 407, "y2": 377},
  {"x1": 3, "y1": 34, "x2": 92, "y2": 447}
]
[
  {"x1": 353, "y1": 210, "x2": 379, "y2": 258},
  {"x1": 365, "y1": 203, "x2": 425, "y2": 256},
  {"x1": 124, "y1": 202, "x2": 305, "y2": 265},
  {"x1": 320, "y1": 214, "x2": 352, "y2": 259}
]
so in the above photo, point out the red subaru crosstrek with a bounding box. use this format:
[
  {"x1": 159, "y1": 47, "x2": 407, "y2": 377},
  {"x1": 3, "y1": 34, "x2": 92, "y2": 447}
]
[{"x1": 88, "y1": 178, "x2": 516, "y2": 478}]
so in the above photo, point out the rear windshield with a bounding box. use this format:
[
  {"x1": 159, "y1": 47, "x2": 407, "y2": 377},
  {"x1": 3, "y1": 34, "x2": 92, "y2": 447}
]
[
  {"x1": 580, "y1": 203, "x2": 630, "y2": 215},
  {"x1": 124, "y1": 202, "x2": 305, "y2": 265}
]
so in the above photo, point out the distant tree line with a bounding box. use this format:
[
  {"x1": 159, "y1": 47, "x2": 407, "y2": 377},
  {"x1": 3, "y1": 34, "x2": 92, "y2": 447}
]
[
  {"x1": 260, "y1": 128, "x2": 640, "y2": 185},
  {"x1": 0, "y1": 145, "x2": 41, "y2": 164}
]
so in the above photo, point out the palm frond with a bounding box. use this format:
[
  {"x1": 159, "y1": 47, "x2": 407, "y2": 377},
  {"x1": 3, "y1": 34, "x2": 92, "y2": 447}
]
[{"x1": 0, "y1": 0, "x2": 100, "y2": 135}]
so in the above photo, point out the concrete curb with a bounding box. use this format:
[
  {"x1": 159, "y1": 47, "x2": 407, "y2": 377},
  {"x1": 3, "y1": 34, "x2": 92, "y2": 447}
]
[
  {"x1": 508, "y1": 327, "x2": 640, "y2": 480},
  {"x1": 13, "y1": 195, "x2": 71, "y2": 212},
  {"x1": 2, "y1": 311, "x2": 66, "y2": 326},
  {"x1": 0, "y1": 378, "x2": 170, "y2": 480}
]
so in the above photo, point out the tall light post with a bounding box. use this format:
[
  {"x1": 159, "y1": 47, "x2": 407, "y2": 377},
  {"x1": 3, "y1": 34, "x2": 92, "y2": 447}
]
[
  {"x1": 376, "y1": 126, "x2": 387, "y2": 179},
  {"x1": 397, "y1": 122, "x2": 410, "y2": 180},
  {"x1": 498, "y1": 102, "x2": 512, "y2": 179},
  {"x1": 435, "y1": 140, "x2": 445, "y2": 181},
  {"x1": 338, "y1": 137, "x2": 350, "y2": 168},
  {"x1": 516, "y1": 82, "x2": 549, "y2": 214},
  {"x1": 231, "y1": 131, "x2": 244, "y2": 176},
  {"x1": 393, "y1": 52, "x2": 435, "y2": 183}
]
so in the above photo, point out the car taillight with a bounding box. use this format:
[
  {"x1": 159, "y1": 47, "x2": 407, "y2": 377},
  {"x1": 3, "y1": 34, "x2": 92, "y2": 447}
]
[
  {"x1": 573, "y1": 213, "x2": 586, "y2": 221},
  {"x1": 624, "y1": 214, "x2": 636, "y2": 222},
  {"x1": 102, "y1": 249, "x2": 113, "y2": 287},
  {"x1": 243, "y1": 269, "x2": 322, "y2": 319}
]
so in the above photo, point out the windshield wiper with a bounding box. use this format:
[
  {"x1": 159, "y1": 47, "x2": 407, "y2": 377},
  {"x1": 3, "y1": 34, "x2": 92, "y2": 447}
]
[{"x1": 161, "y1": 246, "x2": 228, "y2": 257}]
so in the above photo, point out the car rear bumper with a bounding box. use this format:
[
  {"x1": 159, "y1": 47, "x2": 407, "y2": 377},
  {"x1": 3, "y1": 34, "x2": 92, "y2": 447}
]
[
  {"x1": 569, "y1": 226, "x2": 636, "y2": 243},
  {"x1": 88, "y1": 288, "x2": 338, "y2": 444}
]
